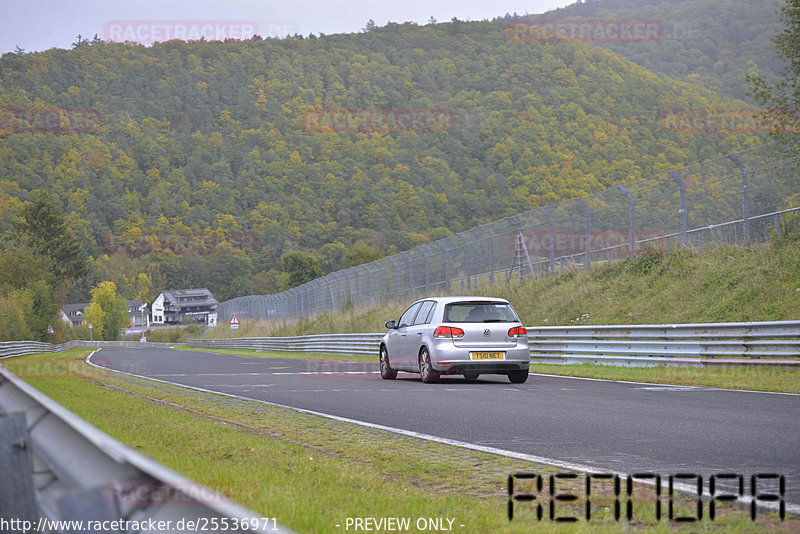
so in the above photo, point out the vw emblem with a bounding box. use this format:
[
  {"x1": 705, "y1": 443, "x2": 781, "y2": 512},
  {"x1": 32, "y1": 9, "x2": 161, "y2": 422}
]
[{"x1": 483, "y1": 329, "x2": 491, "y2": 336}]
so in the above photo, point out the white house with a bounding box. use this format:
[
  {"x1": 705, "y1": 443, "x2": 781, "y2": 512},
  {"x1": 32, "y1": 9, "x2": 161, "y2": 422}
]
[{"x1": 150, "y1": 288, "x2": 218, "y2": 326}]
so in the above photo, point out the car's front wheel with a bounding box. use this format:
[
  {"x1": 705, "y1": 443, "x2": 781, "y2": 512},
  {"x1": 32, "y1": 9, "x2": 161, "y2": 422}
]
[
  {"x1": 379, "y1": 345, "x2": 397, "y2": 380},
  {"x1": 508, "y1": 369, "x2": 529, "y2": 384},
  {"x1": 419, "y1": 347, "x2": 440, "y2": 383}
]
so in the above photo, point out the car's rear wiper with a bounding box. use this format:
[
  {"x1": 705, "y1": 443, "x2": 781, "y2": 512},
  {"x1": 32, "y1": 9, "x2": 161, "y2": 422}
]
[{"x1": 483, "y1": 319, "x2": 505, "y2": 322}]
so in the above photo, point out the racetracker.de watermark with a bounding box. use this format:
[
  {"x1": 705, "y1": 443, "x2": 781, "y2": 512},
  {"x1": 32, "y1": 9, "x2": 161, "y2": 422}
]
[
  {"x1": 0, "y1": 108, "x2": 102, "y2": 134},
  {"x1": 104, "y1": 480, "x2": 258, "y2": 507},
  {"x1": 103, "y1": 20, "x2": 300, "y2": 44},
  {"x1": 104, "y1": 21, "x2": 261, "y2": 44},
  {"x1": 509, "y1": 19, "x2": 664, "y2": 43},
  {"x1": 301, "y1": 108, "x2": 456, "y2": 133},
  {"x1": 658, "y1": 109, "x2": 799, "y2": 134},
  {"x1": 300, "y1": 360, "x2": 377, "y2": 379}
]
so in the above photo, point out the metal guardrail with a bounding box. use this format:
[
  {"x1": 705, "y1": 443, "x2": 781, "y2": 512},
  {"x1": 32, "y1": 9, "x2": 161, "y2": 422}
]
[
  {"x1": 0, "y1": 347, "x2": 294, "y2": 533},
  {"x1": 190, "y1": 320, "x2": 800, "y2": 368},
  {"x1": 0, "y1": 340, "x2": 179, "y2": 360},
  {"x1": 189, "y1": 334, "x2": 383, "y2": 355},
  {"x1": 526, "y1": 320, "x2": 800, "y2": 367}
]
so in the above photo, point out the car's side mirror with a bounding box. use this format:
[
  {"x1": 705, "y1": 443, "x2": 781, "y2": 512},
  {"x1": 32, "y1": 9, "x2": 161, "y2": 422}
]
[{"x1": 385, "y1": 320, "x2": 396, "y2": 329}]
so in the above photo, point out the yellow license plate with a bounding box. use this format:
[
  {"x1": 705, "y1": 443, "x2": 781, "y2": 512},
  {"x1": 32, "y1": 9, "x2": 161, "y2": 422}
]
[{"x1": 471, "y1": 352, "x2": 505, "y2": 360}]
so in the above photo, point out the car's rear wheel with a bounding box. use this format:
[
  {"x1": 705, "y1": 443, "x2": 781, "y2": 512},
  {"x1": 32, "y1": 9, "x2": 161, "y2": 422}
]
[
  {"x1": 463, "y1": 371, "x2": 479, "y2": 381},
  {"x1": 508, "y1": 369, "x2": 529, "y2": 384},
  {"x1": 419, "y1": 347, "x2": 440, "y2": 383},
  {"x1": 379, "y1": 345, "x2": 397, "y2": 380}
]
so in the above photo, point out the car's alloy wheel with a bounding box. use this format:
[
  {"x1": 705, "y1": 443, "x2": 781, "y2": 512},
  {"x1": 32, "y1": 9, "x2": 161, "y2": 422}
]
[
  {"x1": 508, "y1": 369, "x2": 529, "y2": 384},
  {"x1": 419, "y1": 347, "x2": 440, "y2": 383},
  {"x1": 379, "y1": 345, "x2": 397, "y2": 380}
]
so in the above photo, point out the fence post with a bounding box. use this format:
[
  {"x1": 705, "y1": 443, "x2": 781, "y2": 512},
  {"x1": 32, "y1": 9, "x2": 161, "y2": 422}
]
[
  {"x1": 576, "y1": 198, "x2": 592, "y2": 268},
  {"x1": 728, "y1": 154, "x2": 750, "y2": 242},
  {"x1": 507, "y1": 216, "x2": 534, "y2": 280},
  {"x1": 421, "y1": 248, "x2": 431, "y2": 295},
  {"x1": 436, "y1": 241, "x2": 450, "y2": 295},
  {"x1": 457, "y1": 234, "x2": 470, "y2": 291},
  {"x1": 407, "y1": 254, "x2": 414, "y2": 298},
  {"x1": 667, "y1": 170, "x2": 688, "y2": 246},
  {"x1": 485, "y1": 225, "x2": 496, "y2": 284},
  {"x1": 326, "y1": 274, "x2": 337, "y2": 310},
  {"x1": 617, "y1": 185, "x2": 636, "y2": 256},
  {"x1": 380, "y1": 261, "x2": 386, "y2": 301},
  {"x1": 538, "y1": 207, "x2": 555, "y2": 273},
  {"x1": 389, "y1": 256, "x2": 400, "y2": 299}
]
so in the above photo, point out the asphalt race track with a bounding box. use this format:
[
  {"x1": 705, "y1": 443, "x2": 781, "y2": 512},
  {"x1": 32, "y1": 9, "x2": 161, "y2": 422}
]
[{"x1": 91, "y1": 347, "x2": 800, "y2": 510}]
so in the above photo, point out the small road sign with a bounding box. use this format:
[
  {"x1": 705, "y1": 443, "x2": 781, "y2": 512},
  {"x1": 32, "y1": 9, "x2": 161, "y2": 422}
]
[{"x1": 229, "y1": 314, "x2": 240, "y2": 330}]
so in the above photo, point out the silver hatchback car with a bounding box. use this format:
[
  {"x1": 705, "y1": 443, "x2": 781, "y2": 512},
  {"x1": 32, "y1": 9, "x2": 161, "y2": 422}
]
[{"x1": 380, "y1": 296, "x2": 530, "y2": 383}]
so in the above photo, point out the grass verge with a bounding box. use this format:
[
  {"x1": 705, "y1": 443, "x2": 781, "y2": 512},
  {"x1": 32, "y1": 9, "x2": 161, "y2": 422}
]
[{"x1": 1, "y1": 348, "x2": 795, "y2": 532}]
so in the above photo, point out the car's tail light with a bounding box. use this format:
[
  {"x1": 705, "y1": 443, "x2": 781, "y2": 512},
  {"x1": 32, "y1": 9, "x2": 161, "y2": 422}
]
[
  {"x1": 507, "y1": 326, "x2": 527, "y2": 337},
  {"x1": 434, "y1": 326, "x2": 465, "y2": 339}
]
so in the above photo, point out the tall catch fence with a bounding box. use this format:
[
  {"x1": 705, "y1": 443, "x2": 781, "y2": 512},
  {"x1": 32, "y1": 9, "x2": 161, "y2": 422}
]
[{"x1": 220, "y1": 138, "x2": 800, "y2": 322}]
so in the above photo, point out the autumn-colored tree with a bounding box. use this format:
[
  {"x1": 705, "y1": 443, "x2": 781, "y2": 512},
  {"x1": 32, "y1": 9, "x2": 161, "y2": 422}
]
[{"x1": 84, "y1": 281, "x2": 128, "y2": 341}]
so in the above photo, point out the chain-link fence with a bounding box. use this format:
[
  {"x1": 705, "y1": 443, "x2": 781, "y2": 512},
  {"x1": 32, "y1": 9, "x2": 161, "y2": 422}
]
[{"x1": 219, "y1": 138, "x2": 800, "y2": 322}]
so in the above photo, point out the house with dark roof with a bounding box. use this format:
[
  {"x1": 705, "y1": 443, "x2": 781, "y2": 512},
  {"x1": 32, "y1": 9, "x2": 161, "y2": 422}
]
[
  {"x1": 150, "y1": 288, "x2": 218, "y2": 326},
  {"x1": 60, "y1": 302, "x2": 89, "y2": 327}
]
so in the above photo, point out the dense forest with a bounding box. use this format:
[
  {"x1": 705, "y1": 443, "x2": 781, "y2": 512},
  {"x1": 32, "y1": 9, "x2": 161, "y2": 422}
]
[
  {"x1": 0, "y1": 8, "x2": 774, "y2": 338},
  {"x1": 508, "y1": 0, "x2": 785, "y2": 101}
]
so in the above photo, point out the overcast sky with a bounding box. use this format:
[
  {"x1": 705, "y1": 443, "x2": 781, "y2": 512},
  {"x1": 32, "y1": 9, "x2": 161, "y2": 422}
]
[{"x1": 0, "y1": 0, "x2": 575, "y2": 54}]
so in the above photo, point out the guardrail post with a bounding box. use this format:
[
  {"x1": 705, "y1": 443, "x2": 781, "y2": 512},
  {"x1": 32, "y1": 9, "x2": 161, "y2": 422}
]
[
  {"x1": 617, "y1": 185, "x2": 636, "y2": 256},
  {"x1": 667, "y1": 170, "x2": 688, "y2": 246},
  {"x1": 728, "y1": 154, "x2": 750, "y2": 242},
  {"x1": 0, "y1": 413, "x2": 39, "y2": 522}
]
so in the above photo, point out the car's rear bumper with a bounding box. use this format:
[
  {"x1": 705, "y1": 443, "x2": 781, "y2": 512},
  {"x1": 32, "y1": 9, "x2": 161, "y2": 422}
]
[
  {"x1": 435, "y1": 361, "x2": 529, "y2": 375},
  {"x1": 429, "y1": 341, "x2": 530, "y2": 375}
]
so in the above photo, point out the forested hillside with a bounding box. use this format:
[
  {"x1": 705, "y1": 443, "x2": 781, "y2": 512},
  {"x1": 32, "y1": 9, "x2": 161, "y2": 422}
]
[
  {"x1": 0, "y1": 17, "x2": 763, "y2": 317},
  {"x1": 510, "y1": 0, "x2": 784, "y2": 100}
]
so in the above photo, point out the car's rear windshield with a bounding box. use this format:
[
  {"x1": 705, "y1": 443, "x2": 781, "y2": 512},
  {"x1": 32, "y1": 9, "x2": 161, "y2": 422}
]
[{"x1": 443, "y1": 302, "x2": 519, "y2": 323}]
